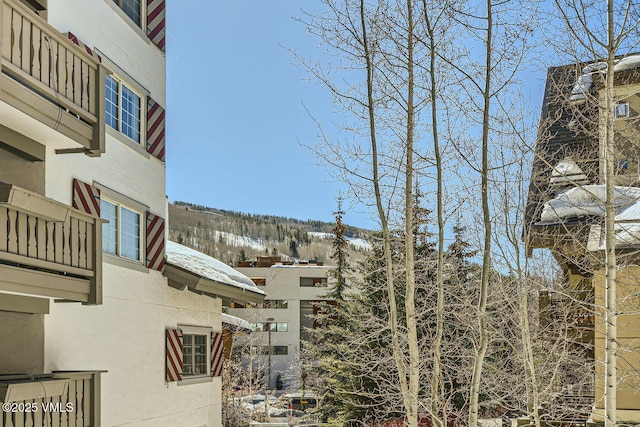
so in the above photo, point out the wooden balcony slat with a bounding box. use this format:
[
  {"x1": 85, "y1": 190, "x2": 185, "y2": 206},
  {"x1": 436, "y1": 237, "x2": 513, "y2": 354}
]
[
  {"x1": 1, "y1": 5, "x2": 10, "y2": 61},
  {"x1": 0, "y1": 208, "x2": 7, "y2": 252},
  {"x1": 7, "y1": 209, "x2": 17, "y2": 253},
  {"x1": 62, "y1": 215, "x2": 71, "y2": 266},
  {"x1": 54, "y1": 220, "x2": 63, "y2": 264},
  {"x1": 32, "y1": 27, "x2": 41, "y2": 81},
  {"x1": 27, "y1": 215, "x2": 36, "y2": 258},
  {"x1": 67, "y1": 376, "x2": 76, "y2": 427},
  {"x1": 10, "y1": 10, "x2": 20, "y2": 65},
  {"x1": 39, "y1": 30, "x2": 49, "y2": 87},
  {"x1": 50, "y1": 396, "x2": 61, "y2": 426},
  {"x1": 85, "y1": 62, "x2": 94, "y2": 113},
  {"x1": 85, "y1": 220, "x2": 93, "y2": 269},
  {"x1": 12, "y1": 412, "x2": 23, "y2": 427},
  {"x1": 46, "y1": 221, "x2": 54, "y2": 261},
  {"x1": 22, "y1": 407, "x2": 31, "y2": 427},
  {"x1": 73, "y1": 54, "x2": 81, "y2": 109},
  {"x1": 36, "y1": 217, "x2": 46, "y2": 260},
  {"x1": 78, "y1": 219, "x2": 87, "y2": 269},
  {"x1": 71, "y1": 216, "x2": 79, "y2": 268},
  {"x1": 20, "y1": 16, "x2": 30, "y2": 74},
  {"x1": 75, "y1": 379, "x2": 84, "y2": 427},
  {"x1": 31, "y1": 401, "x2": 42, "y2": 427},
  {"x1": 17, "y1": 211, "x2": 27, "y2": 256},
  {"x1": 82, "y1": 378, "x2": 91, "y2": 426}
]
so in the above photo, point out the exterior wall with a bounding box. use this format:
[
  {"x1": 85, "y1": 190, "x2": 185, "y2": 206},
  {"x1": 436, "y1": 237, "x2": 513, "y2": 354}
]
[
  {"x1": 0, "y1": 146, "x2": 44, "y2": 194},
  {"x1": 592, "y1": 265, "x2": 640, "y2": 423},
  {"x1": 46, "y1": 263, "x2": 222, "y2": 427},
  {"x1": 229, "y1": 265, "x2": 334, "y2": 390},
  {"x1": 0, "y1": 311, "x2": 44, "y2": 375}
]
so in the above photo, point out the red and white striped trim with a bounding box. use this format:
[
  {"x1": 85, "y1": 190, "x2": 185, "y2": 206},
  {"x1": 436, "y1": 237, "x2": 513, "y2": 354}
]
[
  {"x1": 147, "y1": 0, "x2": 166, "y2": 51},
  {"x1": 211, "y1": 332, "x2": 224, "y2": 377},
  {"x1": 65, "y1": 32, "x2": 102, "y2": 62},
  {"x1": 146, "y1": 97, "x2": 165, "y2": 161},
  {"x1": 72, "y1": 179, "x2": 100, "y2": 216},
  {"x1": 146, "y1": 212, "x2": 165, "y2": 271},
  {"x1": 166, "y1": 329, "x2": 183, "y2": 382}
]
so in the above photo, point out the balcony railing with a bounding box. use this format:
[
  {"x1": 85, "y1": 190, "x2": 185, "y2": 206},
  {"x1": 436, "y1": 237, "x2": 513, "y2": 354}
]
[
  {"x1": 0, "y1": 371, "x2": 102, "y2": 427},
  {"x1": 0, "y1": 183, "x2": 102, "y2": 304},
  {"x1": 0, "y1": 0, "x2": 106, "y2": 155}
]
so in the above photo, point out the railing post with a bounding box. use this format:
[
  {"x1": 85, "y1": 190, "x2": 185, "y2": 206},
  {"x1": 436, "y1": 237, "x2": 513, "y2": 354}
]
[
  {"x1": 0, "y1": 0, "x2": 4, "y2": 88},
  {"x1": 91, "y1": 371, "x2": 102, "y2": 427},
  {"x1": 87, "y1": 215, "x2": 102, "y2": 305},
  {"x1": 89, "y1": 64, "x2": 107, "y2": 156}
]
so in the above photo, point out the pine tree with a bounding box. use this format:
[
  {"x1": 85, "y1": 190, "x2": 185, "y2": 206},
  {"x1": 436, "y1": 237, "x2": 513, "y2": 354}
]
[{"x1": 328, "y1": 199, "x2": 351, "y2": 300}]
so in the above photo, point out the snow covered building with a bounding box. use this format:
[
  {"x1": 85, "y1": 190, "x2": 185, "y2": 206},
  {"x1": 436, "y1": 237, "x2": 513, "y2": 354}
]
[
  {"x1": 525, "y1": 56, "x2": 640, "y2": 425},
  {"x1": 227, "y1": 256, "x2": 336, "y2": 391},
  {"x1": 0, "y1": 0, "x2": 264, "y2": 425}
]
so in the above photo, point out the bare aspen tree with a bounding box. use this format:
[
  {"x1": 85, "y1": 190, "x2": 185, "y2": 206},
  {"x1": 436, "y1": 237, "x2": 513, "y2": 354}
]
[{"x1": 440, "y1": 1, "x2": 535, "y2": 424}]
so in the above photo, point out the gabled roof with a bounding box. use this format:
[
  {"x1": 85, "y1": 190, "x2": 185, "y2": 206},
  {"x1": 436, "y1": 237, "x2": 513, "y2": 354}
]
[
  {"x1": 164, "y1": 241, "x2": 265, "y2": 306},
  {"x1": 524, "y1": 63, "x2": 600, "y2": 246},
  {"x1": 524, "y1": 56, "x2": 640, "y2": 252}
]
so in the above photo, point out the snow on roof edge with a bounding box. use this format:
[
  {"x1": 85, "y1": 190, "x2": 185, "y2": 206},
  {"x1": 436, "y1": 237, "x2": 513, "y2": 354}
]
[{"x1": 165, "y1": 241, "x2": 265, "y2": 296}]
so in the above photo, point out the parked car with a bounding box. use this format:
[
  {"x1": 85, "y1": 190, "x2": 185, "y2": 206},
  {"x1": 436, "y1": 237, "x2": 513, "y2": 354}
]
[{"x1": 282, "y1": 392, "x2": 319, "y2": 412}]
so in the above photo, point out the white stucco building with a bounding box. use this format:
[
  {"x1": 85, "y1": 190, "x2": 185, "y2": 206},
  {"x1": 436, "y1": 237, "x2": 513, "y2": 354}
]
[
  {"x1": 227, "y1": 257, "x2": 335, "y2": 391},
  {"x1": 0, "y1": 1, "x2": 264, "y2": 425}
]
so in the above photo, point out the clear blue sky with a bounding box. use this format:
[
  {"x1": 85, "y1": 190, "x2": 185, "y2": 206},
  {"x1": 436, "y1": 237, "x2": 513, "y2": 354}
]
[{"x1": 165, "y1": 1, "x2": 373, "y2": 229}]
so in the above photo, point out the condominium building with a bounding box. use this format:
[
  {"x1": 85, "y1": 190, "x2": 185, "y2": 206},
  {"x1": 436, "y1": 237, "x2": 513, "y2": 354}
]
[
  {"x1": 227, "y1": 257, "x2": 335, "y2": 391},
  {"x1": 525, "y1": 56, "x2": 640, "y2": 425}
]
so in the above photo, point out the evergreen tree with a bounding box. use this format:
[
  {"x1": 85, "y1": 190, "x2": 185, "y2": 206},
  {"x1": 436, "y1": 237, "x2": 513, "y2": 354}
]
[
  {"x1": 328, "y1": 199, "x2": 351, "y2": 300},
  {"x1": 289, "y1": 240, "x2": 299, "y2": 258}
]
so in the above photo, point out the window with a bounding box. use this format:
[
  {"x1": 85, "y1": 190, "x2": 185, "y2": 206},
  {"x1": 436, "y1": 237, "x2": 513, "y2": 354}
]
[
  {"x1": 270, "y1": 322, "x2": 288, "y2": 332},
  {"x1": 178, "y1": 326, "x2": 212, "y2": 379},
  {"x1": 106, "y1": 75, "x2": 142, "y2": 144},
  {"x1": 300, "y1": 277, "x2": 327, "y2": 287},
  {"x1": 263, "y1": 300, "x2": 288, "y2": 309},
  {"x1": 249, "y1": 322, "x2": 288, "y2": 332},
  {"x1": 271, "y1": 346, "x2": 288, "y2": 355},
  {"x1": 615, "y1": 102, "x2": 630, "y2": 119},
  {"x1": 113, "y1": 0, "x2": 142, "y2": 27},
  {"x1": 100, "y1": 198, "x2": 142, "y2": 261},
  {"x1": 252, "y1": 346, "x2": 288, "y2": 355},
  {"x1": 182, "y1": 333, "x2": 208, "y2": 377}
]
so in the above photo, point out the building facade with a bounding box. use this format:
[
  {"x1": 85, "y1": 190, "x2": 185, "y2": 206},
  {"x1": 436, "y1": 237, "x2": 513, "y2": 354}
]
[
  {"x1": 227, "y1": 257, "x2": 335, "y2": 391},
  {"x1": 0, "y1": 1, "x2": 264, "y2": 425},
  {"x1": 525, "y1": 57, "x2": 640, "y2": 425}
]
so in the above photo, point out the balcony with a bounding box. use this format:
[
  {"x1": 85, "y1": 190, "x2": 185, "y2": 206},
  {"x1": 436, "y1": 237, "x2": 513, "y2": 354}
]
[
  {"x1": 0, "y1": 183, "x2": 102, "y2": 304},
  {"x1": 0, "y1": 0, "x2": 107, "y2": 156},
  {"x1": 0, "y1": 371, "x2": 102, "y2": 427}
]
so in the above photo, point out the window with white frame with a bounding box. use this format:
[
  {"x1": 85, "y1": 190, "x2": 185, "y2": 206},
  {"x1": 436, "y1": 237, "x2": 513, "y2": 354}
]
[
  {"x1": 112, "y1": 0, "x2": 142, "y2": 28},
  {"x1": 106, "y1": 74, "x2": 142, "y2": 144},
  {"x1": 100, "y1": 198, "x2": 142, "y2": 262},
  {"x1": 181, "y1": 326, "x2": 211, "y2": 378}
]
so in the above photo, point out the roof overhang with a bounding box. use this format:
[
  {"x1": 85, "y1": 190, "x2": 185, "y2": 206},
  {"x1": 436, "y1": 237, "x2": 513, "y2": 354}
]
[{"x1": 164, "y1": 263, "x2": 265, "y2": 306}]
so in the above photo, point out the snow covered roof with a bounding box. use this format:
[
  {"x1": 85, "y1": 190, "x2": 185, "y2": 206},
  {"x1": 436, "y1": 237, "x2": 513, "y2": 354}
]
[
  {"x1": 550, "y1": 158, "x2": 589, "y2": 186},
  {"x1": 570, "y1": 55, "x2": 640, "y2": 102},
  {"x1": 538, "y1": 185, "x2": 640, "y2": 249},
  {"x1": 222, "y1": 313, "x2": 252, "y2": 331},
  {"x1": 165, "y1": 241, "x2": 265, "y2": 300},
  {"x1": 539, "y1": 185, "x2": 640, "y2": 223}
]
